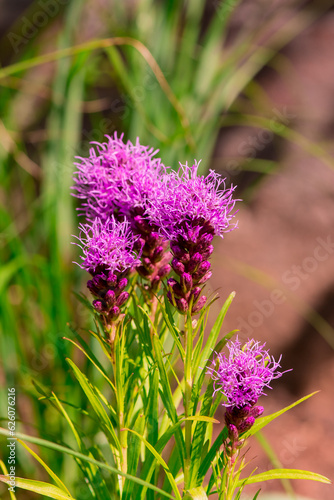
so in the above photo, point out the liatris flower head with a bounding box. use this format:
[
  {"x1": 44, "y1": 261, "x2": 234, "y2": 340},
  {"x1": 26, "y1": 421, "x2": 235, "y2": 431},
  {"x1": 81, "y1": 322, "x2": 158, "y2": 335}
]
[
  {"x1": 72, "y1": 133, "x2": 165, "y2": 223},
  {"x1": 207, "y1": 336, "x2": 287, "y2": 446},
  {"x1": 74, "y1": 217, "x2": 141, "y2": 324},
  {"x1": 146, "y1": 161, "x2": 238, "y2": 314},
  {"x1": 72, "y1": 133, "x2": 171, "y2": 292},
  {"x1": 207, "y1": 336, "x2": 284, "y2": 408}
]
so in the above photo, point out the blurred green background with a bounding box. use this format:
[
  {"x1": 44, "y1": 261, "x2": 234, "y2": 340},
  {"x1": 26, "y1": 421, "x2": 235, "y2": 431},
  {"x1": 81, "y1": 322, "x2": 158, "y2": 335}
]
[{"x1": 1, "y1": 0, "x2": 334, "y2": 498}]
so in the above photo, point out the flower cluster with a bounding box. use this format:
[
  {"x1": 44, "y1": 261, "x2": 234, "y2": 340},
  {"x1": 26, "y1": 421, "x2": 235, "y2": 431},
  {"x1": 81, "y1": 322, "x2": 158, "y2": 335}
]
[
  {"x1": 73, "y1": 133, "x2": 171, "y2": 292},
  {"x1": 74, "y1": 218, "x2": 141, "y2": 325},
  {"x1": 207, "y1": 337, "x2": 285, "y2": 454},
  {"x1": 73, "y1": 134, "x2": 238, "y2": 318},
  {"x1": 146, "y1": 162, "x2": 237, "y2": 314}
]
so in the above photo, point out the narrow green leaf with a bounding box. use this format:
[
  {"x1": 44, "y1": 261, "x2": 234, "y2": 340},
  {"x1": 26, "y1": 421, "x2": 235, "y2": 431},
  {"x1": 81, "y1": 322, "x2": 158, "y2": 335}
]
[
  {"x1": 123, "y1": 428, "x2": 182, "y2": 500},
  {"x1": 0, "y1": 428, "x2": 175, "y2": 499},
  {"x1": 245, "y1": 392, "x2": 318, "y2": 438},
  {"x1": 17, "y1": 440, "x2": 73, "y2": 498},
  {"x1": 194, "y1": 292, "x2": 235, "y2": 385},
  {"x1": 0, "y1": 476, "x2": 74, "y2": 500},
  {"x1": 237, "y1": 469, "x2": 331, "y2": 486},
  {"x1": 66, "y1": 358, "x2": 121, "y2": 455},
  {"x1": 0, "y1": 460, "x2": 17, "y2": 500}
]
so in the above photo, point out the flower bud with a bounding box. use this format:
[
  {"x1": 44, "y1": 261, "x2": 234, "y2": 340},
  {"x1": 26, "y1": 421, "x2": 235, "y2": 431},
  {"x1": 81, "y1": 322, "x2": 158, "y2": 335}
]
[
  {"x1": 176, "y1": 298, "x2": 188, "y2": 314},
  {"x1": 190, "y1": 286, "x2": 201, "y2": 303},
  {"x1": 105, "y1": 289, "x2": 116, "y2": 306},
  {"x1": 249, "y1": 406, "x2": 264, "y2": 419},
  {"x1": 116, "y1": 291, "x2": 129, "y2": 307},
  {"x1": 87, "y1": 279, "x2": 99, "y2": 296},
  {"x1": 133, "y1": 215, "x2": 151, "y2": 234},
  {"x1": 192, "y1": 295, "x2": 207, "y2": 314},
  {"x1": 181, "y1": 273, "x2": 192, "y2": 292},
  {"x1": 201, "y1": 244, "x2": 214, "y2": 259},
  {"x1": 187, "y1": 252, "x2": 202, "y2": 273},
  {"x1": 172, "y1": 258, "x2": 185, "y2": 275},
  {"x1": 109, "y1": 305, "x2": 121, "y2": 320},
  {"x1": 92, "y1": 300, "x2": 104, "y2": 312},
  {"x1": 117, "y1": 277, "x2": 128, "y2": 291},
  {"x1": 238, "y1": 416, "x2": 255, "y2": 433},
  {"x1": 106, "y1": 272, "x2": 117, "y2": 287},
  {"x1": 197, "y1": 271, "x2": 212, "y2": 285},
  {"x1": 142, "y1": 257, "x2": 155, "y2": 274},
  {"x1": 151, "y1": 245, "x2": 164, "y2": 263},
  {"x1": 227, "y1": 424, "x2": 239, "y2": 442}
]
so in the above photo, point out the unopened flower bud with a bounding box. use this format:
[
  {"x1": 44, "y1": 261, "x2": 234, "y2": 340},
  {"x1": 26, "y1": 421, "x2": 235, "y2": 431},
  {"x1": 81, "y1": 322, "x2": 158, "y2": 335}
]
[
  {"x1": 142, "y1": 257, "x2": 155, "y2": 274},
  {"x1": 238, "y1": 416, "x2": 255, "y2": 433},
  {"x1": 201, "y1": 244, "x2": 214, "y2": 259},
  {"x1": 151, "y1": 245, "x2": 164, "y2": 263},
  {"x1": 87, "y1": 279, "x2": 99, "y2": 295},
  {"x1": 249, "y1": 406, "x2": 264, "y2": 419},
  {"x1": 105, "y1": 289, "x2": 116, "y2": 306},
  {"x1": 181, "y1": 272, "x2": 192, "y2": 292},
  {"x1": 176, "y1": 298, "x2": 188, "y2": 314},
  {"x1": 116, "y1": 291, "x2": 129, "y2": 307},
  {"x1": 227, "y1": 424, "x2": 239, "y2": 442},
  {"x1": 197, "y1": 271, "x2": 212, "y2": 285},
  {"x1": 106, "y1": 272, "x2": 117, "y2": 287},
  {"x1": 133, "y1": 215, "x2": 151, "y2": 234},
  {"x1": 92, "y1": 300, "x2": 104, "y2": 312},
  {"x1": 172, "y1": 258, "x2": 185, "y2": 275},
  {"x1": 192, "y1": 295, "x2": 207, "y2": 314},
  {"x1": 109, "y1": 305, "x2": 121, "y2": 320},
  {"x1": 190, "y1": 286, "x2": 201, "y2": 303},
  {"x1": 117, "y1": 277, "x2": 128, "y2": 291},
  {"x1": 187, "y1": 252, "x2": 202, "y2": 273}
]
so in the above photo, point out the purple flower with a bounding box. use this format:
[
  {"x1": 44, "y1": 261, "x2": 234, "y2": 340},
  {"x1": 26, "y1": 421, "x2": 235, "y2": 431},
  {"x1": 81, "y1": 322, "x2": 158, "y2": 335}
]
[
  {"x1": 207, "y1": 337, "x2": 284, "y2": 408},
  {"x1": 146, "y1": 161, "x2": 238, "y2": 241},
  {"x1": 74, "y1": 217, "x2": 141, "y2": 274},
  {"x1": 72, "y1": 133, "x2": 165, "y2": 222},
  {"x1": 146, "y1": 161, "x2": 238, "y2": 314}
]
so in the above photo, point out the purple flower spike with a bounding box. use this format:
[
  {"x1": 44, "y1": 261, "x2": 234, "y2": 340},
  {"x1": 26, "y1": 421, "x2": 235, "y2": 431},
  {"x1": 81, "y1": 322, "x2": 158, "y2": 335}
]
[
  {"x1": 73, "y1": 217, "x2": 141, "y2": 326},
  {"x1": 146, "y1": 161, "x2": 238, "y2": 314},
  {"x1": 207, "y1": 336, "x2": 289, "y2": 450},
  {"x1": 207, "y1": 336, "x2": 285, "y2": 409}
]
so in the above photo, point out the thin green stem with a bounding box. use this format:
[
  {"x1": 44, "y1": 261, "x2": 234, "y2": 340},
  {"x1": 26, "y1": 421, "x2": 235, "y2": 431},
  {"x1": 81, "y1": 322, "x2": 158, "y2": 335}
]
[{"x1": 183, "y1": 313, "x2": 194, "y2": 490}]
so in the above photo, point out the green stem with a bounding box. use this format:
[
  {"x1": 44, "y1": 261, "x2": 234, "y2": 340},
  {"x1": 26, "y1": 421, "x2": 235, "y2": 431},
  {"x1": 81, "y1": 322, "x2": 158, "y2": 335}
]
[{"x1": 184, "y1": 314, "x2": 193, "y2": 489}]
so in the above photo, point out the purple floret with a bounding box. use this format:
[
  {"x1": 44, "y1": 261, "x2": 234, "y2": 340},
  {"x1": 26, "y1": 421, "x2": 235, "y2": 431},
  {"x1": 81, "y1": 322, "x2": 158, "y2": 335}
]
[
  {"x1": 72, "y1": 132, "x2": 165, "y2": 222},
  {"x1": 207, "y1": 336, "x2": 284, "y2": 408},
  {"x1": 74, "y1": 217, "x2": 141, "y2": 274}
]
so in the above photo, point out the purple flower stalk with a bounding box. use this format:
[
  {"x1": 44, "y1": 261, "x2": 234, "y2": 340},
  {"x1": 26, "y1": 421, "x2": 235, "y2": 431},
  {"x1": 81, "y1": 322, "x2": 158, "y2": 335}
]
[
  {"x1": 74, "y1": 217, "x2": 141, "y2": 325},
  {"x1": 206, "y1": 337, "x2": 287, "y2": 457},
  {"x1": 146, "y1": 161, "x2": 238, "y2": 314},
  {"x1": 72, "y1": 133, "x2": 171, "y2": 292}
]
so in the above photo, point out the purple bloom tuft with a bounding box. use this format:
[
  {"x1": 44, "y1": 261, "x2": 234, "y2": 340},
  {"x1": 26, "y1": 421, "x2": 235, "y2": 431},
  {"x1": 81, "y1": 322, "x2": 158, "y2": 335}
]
[
  {"x1": 74, "y1": 217, "x2": 141, "y2": 274},
  {"x1": 72, "y1": 133, "x2": 165, "y2": 222},
  {"x1": 207, "y1": 336, "x2": 284, "y2": 408},
  {"x1": 146, "y1": 161, "x2": 238, "y2": 241}
]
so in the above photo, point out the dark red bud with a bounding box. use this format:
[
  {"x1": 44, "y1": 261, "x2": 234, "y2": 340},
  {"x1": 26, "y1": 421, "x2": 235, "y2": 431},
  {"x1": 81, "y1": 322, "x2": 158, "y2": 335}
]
[
  {"x1": 192, "y1": 295, "x2": 207, "y2": 314},
  {"x1": 227, "y1": 424, "x2": 239, "y2": 441},
  {"x1": 201, "y1": 244, "x2": 214, "y2": 259},
  {"x1": 151, "y1": 245, "x2": 164, "y2": 263},
  {"x1": 92, "y1": 300, "x2": 103, "y2": 312},
  {"x1": 105, "y1": 289, "x2": 116, "y2": 306},
  {"x1": 197, "y1": 271, "x2": 212, "y2": 284},
  {"x1": 117, "y1": 277, "x2": 128, "y2": 291},
  {"x1": 133, "y1": 215, "x2": 151, "y2": 234},
  {"x1": 109, "y1": 305, "x2": 120, "y2": 320},
  {"x1": 249, "y1": 406, "x2": 264, "y2": 419},
  {"x1": 87, "y1": 280, "x2": 99, "y2": 296},
  {"x1": 187, "y1": 252, "x2": 203, "y2": 273},
  {"x1": 116, "y1": 291, "x2": 129, "y2": 307},
  {"x1": 190, "y1": 286, "x2": 201, "y2": 303},
  {"x1": 176, "y1": 298, "x2": 188, "y2": 314},
  {"x1": 106, "y1": 272, "x2": 117, "y2": 287},
  {"x1": 172, "y1": 258, "x2": 185, "y2": 275},
  {"x1": 238, "y1": 416, "x2": 255, "y2": 433},
  {"x1": 181, "y1": 273, "x2": 192, "y2": 292}
]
